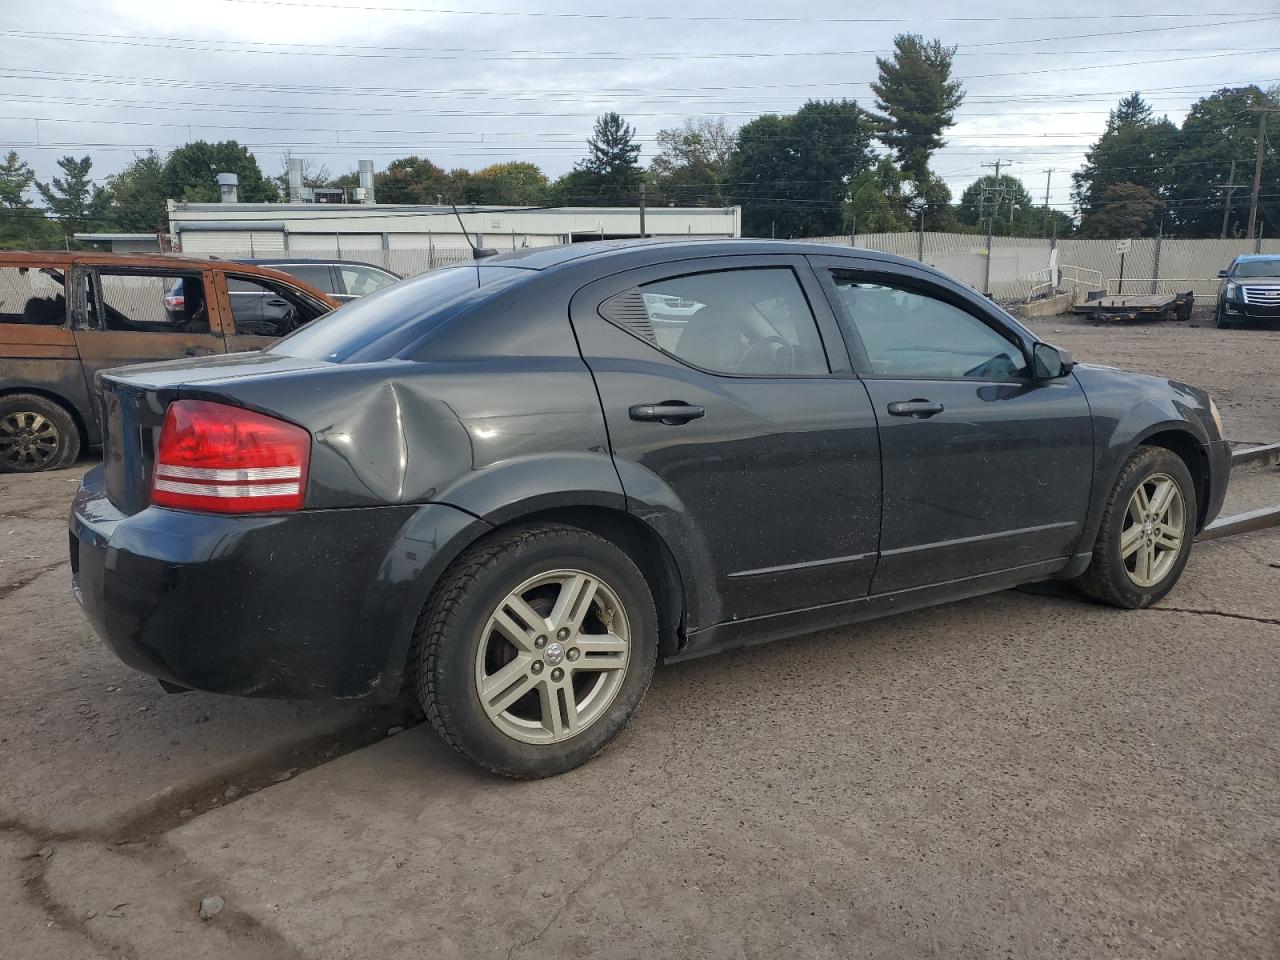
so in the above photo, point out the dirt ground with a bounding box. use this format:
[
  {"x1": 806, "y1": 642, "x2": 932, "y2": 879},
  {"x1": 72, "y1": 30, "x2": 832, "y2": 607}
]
[{"x1": 3, "y1": 314, "x2": 1279, "y2": 959}]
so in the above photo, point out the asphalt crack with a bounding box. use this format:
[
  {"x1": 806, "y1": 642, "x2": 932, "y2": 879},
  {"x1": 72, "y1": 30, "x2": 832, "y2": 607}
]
[
  {"x1": 506, "y1": 818, "x2": 641, "y2": 960},
  {"x1": 1154, "y1": 606, "x2": 1280, "y2": 627},
  {"x1": 0, "y1": 559, "x2": 67, "y2": 603}
]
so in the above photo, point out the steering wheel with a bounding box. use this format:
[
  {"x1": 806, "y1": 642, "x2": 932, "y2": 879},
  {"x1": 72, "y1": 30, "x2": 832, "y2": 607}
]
[{"x1": 737, "y1": 335, "x2": 795, "y2": 374}]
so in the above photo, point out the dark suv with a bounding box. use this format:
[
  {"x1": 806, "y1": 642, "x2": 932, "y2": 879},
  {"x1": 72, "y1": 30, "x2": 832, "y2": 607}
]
[
  {"x1": 1215, "y1": 254, "x2": 1280, "y2": 327},
  {"x1": 70, "y1": 240, "x2": 1230, "y2": 778}
]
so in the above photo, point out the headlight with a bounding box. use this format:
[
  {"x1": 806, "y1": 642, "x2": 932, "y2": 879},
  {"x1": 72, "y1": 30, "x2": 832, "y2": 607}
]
[
  {"x1": 1208, "y1": 397, "x2": 1225, "y2": 437},
  {"x1": 1225, "y1": 282, "x2": 1238, "y2": 299}
]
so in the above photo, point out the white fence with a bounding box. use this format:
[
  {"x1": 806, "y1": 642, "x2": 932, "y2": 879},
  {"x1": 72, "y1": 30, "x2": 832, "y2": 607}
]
[
  {"x1": 801, "y1": 234, "x2": 1280, "y2": 300},
  {"x1": 194, "y1": 234, "x2": 1280, "y2": 302}
]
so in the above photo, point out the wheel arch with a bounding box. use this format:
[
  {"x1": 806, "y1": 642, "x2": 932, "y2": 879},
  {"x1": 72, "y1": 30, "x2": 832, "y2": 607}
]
[{"x1": 1134, "y1": 426, "x2": 1211, "y2": 531}]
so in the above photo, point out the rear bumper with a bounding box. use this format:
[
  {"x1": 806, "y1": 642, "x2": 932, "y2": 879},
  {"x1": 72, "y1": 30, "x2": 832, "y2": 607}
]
[{"x1": 70, "y1": 466, "x2": 483, "y2": 701}]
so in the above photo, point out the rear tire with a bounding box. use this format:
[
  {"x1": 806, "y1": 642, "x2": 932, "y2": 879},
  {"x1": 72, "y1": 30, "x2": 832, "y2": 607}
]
[
  {"x1": 1074, "y1": 446, "x2": 1196, "y2": 609},
  {"x1": 411, "y1": 522, "x2": 658, "y2": 778},
  {"x1": 0, "y1": 393, "x2": 81, "y2": 473}
]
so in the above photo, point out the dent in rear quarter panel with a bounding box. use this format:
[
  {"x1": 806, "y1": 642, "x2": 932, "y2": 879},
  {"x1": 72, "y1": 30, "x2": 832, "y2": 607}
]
[
  {"x1": 219, "y1": 356, "x2": 623, "y2": 511},
  {"x1": 1069, "y1": 363, "x2": 1218, "y2": 558}
]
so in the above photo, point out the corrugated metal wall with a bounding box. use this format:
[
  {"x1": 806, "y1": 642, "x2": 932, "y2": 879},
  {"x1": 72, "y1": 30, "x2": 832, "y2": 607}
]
[{"x1": 800, "y1": 234, "x2": 1280, "y2": 300}]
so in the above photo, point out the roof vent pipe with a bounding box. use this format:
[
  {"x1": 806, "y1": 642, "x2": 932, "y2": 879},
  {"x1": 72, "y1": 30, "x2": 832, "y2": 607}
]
[
  {"x1": 287, "y1": 158, "x2": 305, "y2": 203},
  {"x1": 216, "y1": 172, "x2": 239, "y2": 204},
  {"x1": 358, "y1": 159, "x2": 375, "y2": 204}
]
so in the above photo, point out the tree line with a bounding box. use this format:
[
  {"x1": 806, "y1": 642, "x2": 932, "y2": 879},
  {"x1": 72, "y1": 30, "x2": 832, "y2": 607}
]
[{"x1": 1, "y1": 34, "x2": 1277, "y2": 249}]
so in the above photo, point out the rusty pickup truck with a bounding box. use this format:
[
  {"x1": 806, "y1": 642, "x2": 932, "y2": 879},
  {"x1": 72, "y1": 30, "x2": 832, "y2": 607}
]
[{"x1": 0, "y1": 252, "x2": 341, "y2": 472}]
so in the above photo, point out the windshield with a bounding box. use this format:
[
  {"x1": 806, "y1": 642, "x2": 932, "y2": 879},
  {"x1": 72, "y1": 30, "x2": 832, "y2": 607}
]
[
  {"x1": 1233, "y1": 259, "x2": 1280, "y2": 279},
  {"x1": 269, "y1": 265, "x2": 533, "y2": 363}
]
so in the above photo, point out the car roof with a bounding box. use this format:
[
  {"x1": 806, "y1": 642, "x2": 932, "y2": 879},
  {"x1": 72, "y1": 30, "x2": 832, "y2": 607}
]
[
  {"x1": 1235, "y1": 254, "x2": 1280, "y2": 262},
  {"x1": 478, "y1": 238, "x2": 927, "y2": 273}
]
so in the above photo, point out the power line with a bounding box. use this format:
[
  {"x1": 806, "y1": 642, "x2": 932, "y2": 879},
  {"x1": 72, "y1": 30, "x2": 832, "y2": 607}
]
[
  {"x1": 203, "y1": 0, "x2": 1276, "y2": 24},
  {"x1": 4, "y1": 25, "x2": 1278, "y2": 61}
]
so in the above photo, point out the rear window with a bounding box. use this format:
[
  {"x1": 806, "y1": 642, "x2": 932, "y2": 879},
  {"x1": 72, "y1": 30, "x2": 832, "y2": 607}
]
[{"x1": 268, "y1": 265, "x2": 532, "y2": 363}]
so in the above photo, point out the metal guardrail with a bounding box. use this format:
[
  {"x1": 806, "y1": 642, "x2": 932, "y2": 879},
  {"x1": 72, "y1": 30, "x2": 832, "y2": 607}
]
[
  {"x1": 1199, "y1": 442, "x2": 1280, "y2": 541},
  {"x1": 1200, "y1": 505, "x2": 1280, "y2": 541},
  {"x1": 1231, "y1": 443, "x2": 1280, "y2": 466}
]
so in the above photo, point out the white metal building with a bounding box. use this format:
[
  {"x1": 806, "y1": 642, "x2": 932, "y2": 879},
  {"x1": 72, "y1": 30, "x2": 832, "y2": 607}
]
[{"x1": 167, "y1": 201, "x2": 742, "y2": 256}]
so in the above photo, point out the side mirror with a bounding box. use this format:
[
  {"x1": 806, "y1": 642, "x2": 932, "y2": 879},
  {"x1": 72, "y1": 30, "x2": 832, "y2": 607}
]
[
  {"x1": 1032, "y1": 343, "x2": 1074, "y2": 380},
  {"x1": 1217, "y1": 269, "x2": 1229, "y2": 278}
]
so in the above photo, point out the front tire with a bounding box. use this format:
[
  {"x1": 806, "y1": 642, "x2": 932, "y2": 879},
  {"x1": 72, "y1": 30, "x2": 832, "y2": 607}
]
[
  {"x1": 411, "y1": 523, "x2": 658, "y2": 778},
  {"x1": 1214, "y1": 301, "x2": 1234, "y2": 328},
  {"x1": 0, "y1": 393, "x2": 80, "y2": 473},
  {"x1": 1074, "y1": 446, "x2": 1196, "y2": 609}
]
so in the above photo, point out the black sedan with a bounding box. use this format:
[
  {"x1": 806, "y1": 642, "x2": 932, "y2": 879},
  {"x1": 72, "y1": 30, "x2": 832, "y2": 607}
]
[{"x1": 70, "y1": 240, "x2": 1231, "y2": 778}]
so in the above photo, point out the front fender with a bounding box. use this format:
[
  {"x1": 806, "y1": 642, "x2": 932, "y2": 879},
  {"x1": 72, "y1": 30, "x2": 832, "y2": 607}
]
[{"x1": 1067, "y1": 364, "x2": 1219, "y2": 566}]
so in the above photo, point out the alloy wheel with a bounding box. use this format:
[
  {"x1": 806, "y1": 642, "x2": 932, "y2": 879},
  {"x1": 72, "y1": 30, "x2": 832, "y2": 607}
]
[
  {"x1": 474, "y1": 569, "x2": 631, "y2": 744},
  {"x1": 1120, "y1": 472, "x2": 1185, "y2": 588},
  {"x1": 0, "y1": 411, "x2": 61, "y2": 471}
]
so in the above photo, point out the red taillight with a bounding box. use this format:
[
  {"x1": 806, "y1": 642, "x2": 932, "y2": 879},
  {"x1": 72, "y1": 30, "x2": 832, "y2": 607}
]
[
  {"x1": 151, "y1": 400, "x2": 310, "y2": 514},
  {"x1": 164, "y1": 294, "x2": 184, "y2": 311}
]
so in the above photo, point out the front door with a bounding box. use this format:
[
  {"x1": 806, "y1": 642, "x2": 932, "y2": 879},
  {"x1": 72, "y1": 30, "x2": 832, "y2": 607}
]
[
  {"x1": 71, "y1": 265, "x2": 228, "y2": 397},
  {"x1": 815, "y1": 259, "x2": 1094, "y2": 593},
  {"x1": 569, "y1": 255, "x2": 882, "y2": 629}
]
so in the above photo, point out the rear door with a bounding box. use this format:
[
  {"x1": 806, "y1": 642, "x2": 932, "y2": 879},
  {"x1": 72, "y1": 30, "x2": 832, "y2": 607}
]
[
  {"x1": 569, "y1": 254, "x2": 881, "y2": 626},
  {"x1": 71, "y1": 264, "x2": 228, "y2": 391},
  {"x1": 812, "y1": 256, "x2": 1093, "y2": 593}
]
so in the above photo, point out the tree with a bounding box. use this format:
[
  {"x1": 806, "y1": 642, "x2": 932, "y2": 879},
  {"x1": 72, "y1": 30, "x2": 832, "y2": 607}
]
[
  {"x1": 563, "y1": 112, "x2": 643, "y2": 205},
  {"x1": 35, "y1": 155, "x2": 98, "y2": 234},
  {"x1": 96, "y1": 150, "x2": 168, "y2": 232},
  {"x1": 1077, "y1": 182, "x2": 1163, "y2": 238},
  {"x1": 162, "y1": 141, "x2": 278, "y2": 204},
  {"x1": 0, "y1": 151, "x2": 35, "y2": 210},
  {"x1": 0, "y1": 150, "x2": 61, "y2": 249},
  {"x1": 373, "y1": 156, "x2": 451, "y2": 204},
  {"x1": 462, "y1": 162, "x2": 549, "y2": 205},
  {"x1": 957, "y1": 174, "x2": 1034, "y2": 229},
  {"x1": 842, "y1": 157, "x2": 909, "y2": 233},
  {"x1": 729, "y1": 99, "x2": 878, "y2": 237},
  {"x1": 1164, "y1": 85, "x2": 1280, "y2": 237},
  {"x1": 648, "y1": 118, "x2": 737, "y2": 206},
  {"x1": 870, "y1": 34, "x2": 964, "y2": 181},
  {"x1": 1072, "y1": 92, "x2": 1178, "y2": 227}
]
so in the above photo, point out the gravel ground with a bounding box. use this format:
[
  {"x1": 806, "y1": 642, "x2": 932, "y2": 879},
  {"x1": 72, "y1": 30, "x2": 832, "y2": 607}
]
[{"x1": 3, "y1": 314, "x2": 1278, "y2": 959}]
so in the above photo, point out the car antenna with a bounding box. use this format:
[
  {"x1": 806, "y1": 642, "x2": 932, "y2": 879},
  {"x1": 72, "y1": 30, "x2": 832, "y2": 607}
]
[{"x1": 450, "y1": 200, "x2": 498, "y2": 260}]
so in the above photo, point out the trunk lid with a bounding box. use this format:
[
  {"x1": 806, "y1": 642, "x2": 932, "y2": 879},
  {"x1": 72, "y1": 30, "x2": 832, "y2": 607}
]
[{"x1": 98, "y1": 353, "x2": 331, "y2": 515}]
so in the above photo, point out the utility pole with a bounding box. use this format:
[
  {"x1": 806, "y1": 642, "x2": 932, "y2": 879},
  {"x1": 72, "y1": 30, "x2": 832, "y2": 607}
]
[
  {"x1": 980, "y1": 159, "x2": 1007, "y2": 296},
  {"x1": 1214, "y1": 160, "x2": 1244, "y2": 239},
  {"x1": 1041, "y1": 168, "x2": 1054, "y2": 236},
  {"x1": 638, "y1": 182, "x2": 646, "y2": 238},
  {"x1": 1246, "y1": 105, "x2": 1279, "y2": 240}
]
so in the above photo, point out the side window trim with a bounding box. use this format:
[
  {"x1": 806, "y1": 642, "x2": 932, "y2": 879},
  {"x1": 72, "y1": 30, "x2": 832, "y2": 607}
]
[
  {"x1": 810, "y1": 257, "x2": 1031, "y2": 382},
  {"x1": 594, "y1": 263, "x2": 837, "y2": 380}
]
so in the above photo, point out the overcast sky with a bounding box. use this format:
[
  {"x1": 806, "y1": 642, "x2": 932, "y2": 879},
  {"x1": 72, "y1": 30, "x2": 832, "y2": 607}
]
[{"x1": 3, "y1": 0, "x2": 1278, "y2": 215}]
